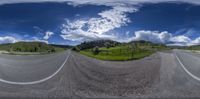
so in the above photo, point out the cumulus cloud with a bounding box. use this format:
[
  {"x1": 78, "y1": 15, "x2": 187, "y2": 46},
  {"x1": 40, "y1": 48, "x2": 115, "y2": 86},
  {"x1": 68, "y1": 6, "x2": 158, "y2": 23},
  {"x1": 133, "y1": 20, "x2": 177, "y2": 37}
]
[
  {"x1": 131, "y1": 30, "x2": 172, "y2": 43},
  {"x1": 168, "y1": 35, "x2": 200, "y2": 46},
  {"x1": 122, "y1": 30, "x2": 200, "y2": 46},
  {"x1": 0, "y1": 36, "x2": 17, "y2": 44},
  {"x1": 43, "y1": 31, "x2": 54, "y2": 40},
  {"x1": 170, "y1": 35, "x2": 191, "y2": 43},
  {"x1": 60, "y1": 6, "x2": 136, "y2": 41}
]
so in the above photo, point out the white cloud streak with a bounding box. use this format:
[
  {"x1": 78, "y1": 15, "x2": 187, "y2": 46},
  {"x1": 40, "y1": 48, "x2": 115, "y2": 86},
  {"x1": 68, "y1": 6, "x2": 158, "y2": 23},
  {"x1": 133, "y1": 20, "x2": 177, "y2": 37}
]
[
  {"x1": 1, "y1": 0, "x2": 200, "y2": 6},
  {"x1": 43, "y1": 31, "x2": 54, "y2": 40},
  {"x1": 0, "y1": 36, "x2": 17, "y2": 44},
  {"x1": 0, "y1": 36, "x2": 49, "y2": 44},
  {"x1": 60, "y1": 6, "x2": 136, "y2": 41},
  {"x1": 12, "y1": 36, "x2": 49, "y2": 44}
]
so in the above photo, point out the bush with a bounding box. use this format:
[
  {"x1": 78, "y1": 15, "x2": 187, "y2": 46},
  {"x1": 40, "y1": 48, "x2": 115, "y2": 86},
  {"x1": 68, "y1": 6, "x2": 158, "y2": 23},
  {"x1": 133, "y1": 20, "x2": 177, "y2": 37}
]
[
  {"x1": 104, "y1": 42, "x2": 111, "y2": 49},
  {"x1": 92, "y1": 46, "x2": 100, "y2": 55},
  {"x1": 72, "y1": 47, "x2": 80, "y2": 52}
]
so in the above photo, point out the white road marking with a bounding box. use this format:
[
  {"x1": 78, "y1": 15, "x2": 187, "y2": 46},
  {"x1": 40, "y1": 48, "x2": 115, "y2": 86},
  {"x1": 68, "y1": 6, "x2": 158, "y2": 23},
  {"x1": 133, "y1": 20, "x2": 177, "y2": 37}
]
[
  {"x1": 175, "y1": 53, "x2": 200, "y2": 82},
  {"x1": 0, "y1": 50, "x2": 71, "y2": 85}
]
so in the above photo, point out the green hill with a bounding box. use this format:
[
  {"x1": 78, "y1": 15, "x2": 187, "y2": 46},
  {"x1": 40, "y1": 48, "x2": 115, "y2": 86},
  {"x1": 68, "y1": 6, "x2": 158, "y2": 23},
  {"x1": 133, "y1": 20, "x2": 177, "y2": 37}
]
[
  {"x1": 0, "y1": 43, "x2": 11, "y2": 51},
  {"x1": 0, "y1": 42, "x2": 67, "y2": 54},
  {"x1": 75, "y1": 40, "x2": 169, "y2": 61},
  {"x1": 185, "y1": 45, "x2": 200, "y2": 50},
  {"x1": 76, "y1": 40, "x2": 120, "y2": 50}
]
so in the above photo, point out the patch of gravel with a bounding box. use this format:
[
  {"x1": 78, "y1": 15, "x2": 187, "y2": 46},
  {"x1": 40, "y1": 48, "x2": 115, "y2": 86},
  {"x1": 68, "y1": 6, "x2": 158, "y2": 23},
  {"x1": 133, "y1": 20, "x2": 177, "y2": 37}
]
[{"x1": 69, "y1": 52, "x2": 161, "y2": 98}]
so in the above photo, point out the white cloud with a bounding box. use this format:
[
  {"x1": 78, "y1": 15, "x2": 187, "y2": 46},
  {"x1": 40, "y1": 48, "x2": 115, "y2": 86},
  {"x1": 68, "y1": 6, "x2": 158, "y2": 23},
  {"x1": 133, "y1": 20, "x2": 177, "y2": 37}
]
[
  {"x1": 191, "y1": 37, "x2": 200, "y2": 45},
  {"x1": 168, "y1": 35, "x2": 200, "y2": 46},
  {"x1": 129, "y1": 30, "x2": 172, "y2": 43},
  {"x1": 60, "y1": 6, "x2": 135, "y2": 41},
  {"x1": 43, "y1": 31, "x2": 54, "y2": 40},
  {"x1": 33, "y1": 26, "x2": 43, "y2": 35},
  {"x1": 170, "y1": 35, "x2": 191, "y2": 43},
  {"x1": 168, "y1": 35, "x2": 191, "y2": 46},
  {"x1": 1, "y1": 0, "x2": 200, "y2": 46},
  {"x1": 31, "y1": 37, "x2": 49, "y2": 44},
  {"x1": 16, "y1": 37, "x2": 49, "y2": 44},
  {"x1": 0, "y1": 36, "x2": 17, "y2": 44},
  {"x1": 0, "y1": 36, "x2": 48, "y2": 44},
  {"x1": 122, "y1": 30, "x2": 200, "y2": 46},
  {"x1": 1, "y1": 0, "x2": 200, "y2": 6}
]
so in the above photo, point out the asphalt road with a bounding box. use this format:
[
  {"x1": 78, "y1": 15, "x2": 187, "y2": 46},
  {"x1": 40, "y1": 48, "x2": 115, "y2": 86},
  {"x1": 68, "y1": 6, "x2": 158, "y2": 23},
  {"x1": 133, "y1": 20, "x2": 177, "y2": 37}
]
[
  {"x1": 0, "y1": 49, "x2": 200, "y2": 98},
  {"x1": 175, "y1": 50, "x2": 200, "y2": 81},
  {"x1": 0, "y1": 51, "x2": 69, "y2": 83},
  {"x1": 150, "y1": 49, "x2": 200, "y2": 98}
]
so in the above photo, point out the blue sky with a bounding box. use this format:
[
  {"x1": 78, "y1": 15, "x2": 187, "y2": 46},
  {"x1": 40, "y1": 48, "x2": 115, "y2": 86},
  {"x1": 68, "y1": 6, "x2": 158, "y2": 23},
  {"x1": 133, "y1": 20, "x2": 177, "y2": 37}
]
[{"x1": 0, "y1": 0, "x2": 200, "y2": 46}]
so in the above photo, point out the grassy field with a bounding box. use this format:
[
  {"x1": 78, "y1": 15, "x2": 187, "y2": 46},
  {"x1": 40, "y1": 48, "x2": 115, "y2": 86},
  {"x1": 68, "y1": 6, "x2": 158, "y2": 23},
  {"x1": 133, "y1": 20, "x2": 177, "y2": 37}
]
[{"x1": 80, "y1": 45, "x2": 155, "y2": 61}]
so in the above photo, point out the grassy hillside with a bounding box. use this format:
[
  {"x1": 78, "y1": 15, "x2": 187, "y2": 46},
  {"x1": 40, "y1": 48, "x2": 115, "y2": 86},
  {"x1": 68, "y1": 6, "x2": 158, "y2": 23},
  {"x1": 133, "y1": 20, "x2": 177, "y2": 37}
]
[
  {"x1": 185, "y1": 45, "x2": 200, "y2": 50},
  {"x1": 75, "y1": 40, "x2": 169, "y2": 61},
  {"x1": 77, "y1": 40, "x2": 120, "y2": 50},
  {"x1": 0, "y1": 42, "x2": 67, "y2": 54},
  {"x1": 0, "y1": 43, "x2": 11, "y2": 51},
  {"x1": 167, "y1": 45, "x2": 200, "y2": 51}
]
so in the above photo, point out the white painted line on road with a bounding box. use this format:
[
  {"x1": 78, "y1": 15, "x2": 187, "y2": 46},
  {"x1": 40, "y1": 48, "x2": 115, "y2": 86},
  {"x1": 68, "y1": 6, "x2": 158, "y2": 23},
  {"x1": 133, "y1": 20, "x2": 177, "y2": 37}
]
[
  {"x1": 175, "y1": 54, "x2": 200, "y2": 82},
  {"x1": 0, "y1": 50, "x2": 71, "y2": 85}
]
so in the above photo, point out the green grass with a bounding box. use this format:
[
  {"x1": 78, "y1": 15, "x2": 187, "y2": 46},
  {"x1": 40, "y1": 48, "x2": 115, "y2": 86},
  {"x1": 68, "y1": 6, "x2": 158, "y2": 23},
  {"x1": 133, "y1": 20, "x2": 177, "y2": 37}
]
[{"x1": 80, "y1": 45, "x2": 155, "y2": 61}]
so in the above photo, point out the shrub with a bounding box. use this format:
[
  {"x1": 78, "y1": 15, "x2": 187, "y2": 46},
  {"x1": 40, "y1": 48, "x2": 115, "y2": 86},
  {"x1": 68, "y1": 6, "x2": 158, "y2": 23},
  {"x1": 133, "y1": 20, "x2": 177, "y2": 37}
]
[
  {"x1": 92, "y1": 46, "x2": 100, "y2": 55},
  {"x1": 104, "y1": 42, "x2": 111, "y2": 49},
  {"x1": 72, "y1": 46, "x2": 80, "y2": 52}
]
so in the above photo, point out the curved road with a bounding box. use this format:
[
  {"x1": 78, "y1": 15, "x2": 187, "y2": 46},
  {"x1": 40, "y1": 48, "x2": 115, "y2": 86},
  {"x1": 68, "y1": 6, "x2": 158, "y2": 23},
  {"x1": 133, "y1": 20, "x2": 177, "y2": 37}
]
[
  {"x1": 153, "y1": 49, "x2": 200, "y2": 98},
  {"x1": 0, "y1": 51, "x2": 70, "y2": 83},
  {"x1": 0, "y1": 49, "x2": 200, "y2": 98},
  {"x1": 175, "y1": 50, "x2": 200, "y2": 80}
]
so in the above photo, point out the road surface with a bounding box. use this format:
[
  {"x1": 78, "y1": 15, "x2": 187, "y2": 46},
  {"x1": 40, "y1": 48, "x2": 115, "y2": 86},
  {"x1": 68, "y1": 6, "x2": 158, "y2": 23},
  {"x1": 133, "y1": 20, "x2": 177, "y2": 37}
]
[
  {"x1": 0, "y1": 50, "x2": 200, "y2": 98},
  {"x1": 151, "y1": 50, "x2": 200, "y2": 98},
  {"x1": 0, "y1": 51, "x2": 69, "y2": 83}
]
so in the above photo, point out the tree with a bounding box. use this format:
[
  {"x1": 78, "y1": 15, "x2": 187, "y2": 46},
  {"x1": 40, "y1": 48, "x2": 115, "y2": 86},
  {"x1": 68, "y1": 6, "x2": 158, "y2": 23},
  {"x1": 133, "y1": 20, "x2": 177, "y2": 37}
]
[
  {"x1": 104, "y1": 42, "x2": 111, "y2": 49},
  {"x1": 92, "y1": 46, "x2": 100, "y2": 55},
  {"x1": 51, "y1": 49, "x2": 56, "y2": 53},
  {"x1": 72, "y1": 47, "x2": 80, "y2": 52},
  {"x1": 34, "y1": 47, "x2": 38, "y2": 52},
  {"x1": 131, "y1": 43, "x2": 136, "y2": 59}
]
